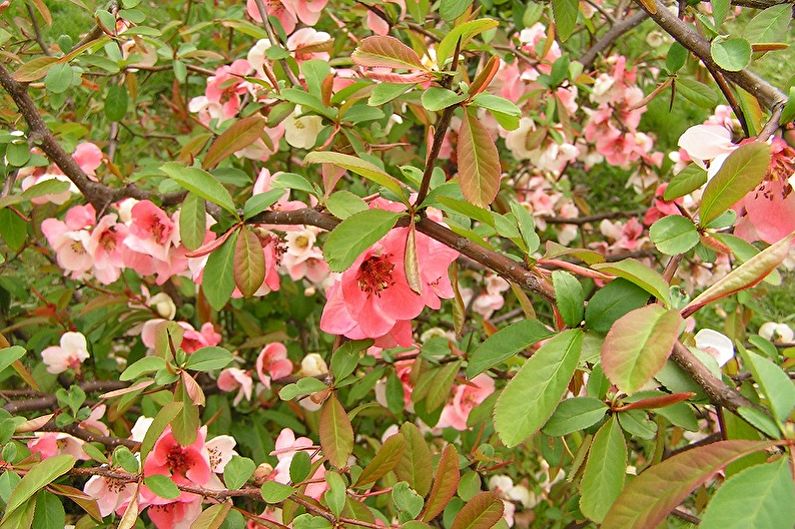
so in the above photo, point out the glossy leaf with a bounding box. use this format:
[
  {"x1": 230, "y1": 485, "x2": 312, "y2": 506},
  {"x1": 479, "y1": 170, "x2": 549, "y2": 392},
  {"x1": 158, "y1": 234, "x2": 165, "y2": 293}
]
[
  {"x1": 601, "y1": 305, "x2": 683, "y2": 395},
  {"x1": 2, "y1": 455, "x2": 75, "y2": 520},
  {"x1": 319, "y1": 394, "x2": 354, "y2": 468},
  {"x1": 664, "y1": 165, "x2": 708, "y2": 200},
  {"x1": 323, "y1": 209, "x2": 401, "y2": 272},
  {"x1": 203, "y1": 114, "x2": 265, "y2": 169},
  {"x1": 161, "y1": 162, "x2": 237, "y2": 215},
  {"x1": 466, "y1": 319, "x2": 552, "y2": 378},
  {"x1": 449, "y1": 491, "x2": 504, "y2": 529},
  {"x1": 436, "y1": 18, "x2": 499, "y2": 67},
  {"x1": 223, "y1": 456, "x2": 255, "y2": 490},
  {"x1": 649, "y1": 215, "x2": 700, "y2": 255},
  {"x1": 304, "y1": 151, "x2": 406, "y2": 199},
  {"x1": 144, "y1": 474, "x2": 180, "y2": 499},
  {"x1": 494, "y1": 330, "x2": 583, "y2": 447},
  {"x1": 552, "y1": 271, "x2": 584, "y2": 327},
  {"x1": 579, "y1": 417, "x2": 626, "y2": 522},
  {"x1": 584, "y1": 279, "x2": 651, "y2": 334},
  {"x1": 421, "y1": 445, "x2": 460, "y2": 521},
  {"x1": 203, "y1": 230, "x2": 239, "y2": 311},
  {"x1": 352, "y1": 36, "x2": 426, "y2": 70},
  {"x1": 140, "y1": 401, "x2": 184, "y2": 461},
  {"x1": 421, "y1": 87, "x2": 466, "y2": 112},
  {"x1": 458, "y1": 107, "x2": 501, "y2": 207},
  {"x1": 542, "y1": 397, "x2": 609, "y2": 436},
  {"x1": 739, "y1": 348, "x2": 795, "y2": 423},
  {"x1": 355, "y1": 433, "x2": 406, "y2": 487},
  {"x1": 592, "y1": 259, "x2": 671, "y2": 306},
  {"x1": 710, "y1": 36, "x2": 752, "y2": 71}
]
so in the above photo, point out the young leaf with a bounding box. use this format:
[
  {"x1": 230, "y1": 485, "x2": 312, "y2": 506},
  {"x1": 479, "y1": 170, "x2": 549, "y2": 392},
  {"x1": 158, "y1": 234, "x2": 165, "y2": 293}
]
[
  {"x1": 223, "y1": 456, "x2": 256, "y2": 490},
  {"x1": 699, "y1": 142, "x2": 771, "y2": 226},
  {"x1": 601, "y1": 440, "x2": 774, "y2": 529},
  {"x1": 663, "y1": 164, "x2": 707, "y2": 200},
  {"x1": 144, "y1": 475, "x2": 180, "y2": 499},
  {"x1": 458, "y1": 107, "x2": 501, "y2": 207},
  {"x1": 649, "y1": 216, "x2": 700, "y2": 255},
  {"x1": 396, "y1": 423, "x2": 433, "y2": 497},
  {"x1": 494, "y1": 330, "x2": 583, "y2": 447},
  {"x1": 179, "y1": 192, "x2": 206, "y2": 251},
  {"x1": 466, "y1": 319, "x2": 553, "y2": 378},
  {"x1": 323, "y1": 209, "x2": 401, "y2": 272},
  {"x1": 421, "y1": 444, "x2": 460, "y2": 521},
  {"x1": 203, "y1": 230, "x2": 239, "y2": 311},
  {"x1": 234, "y1": 226, "x2": 266, "y2": 298},
  {"x1": 203, "y1": 114, "x2": 266, "y2": 169},
  {"x1": 140, "y1": 401, "x2": 184, "y2": 461},
  {"x1": 436, "y1": 18, "x2": 499, "y2": 67},
  {"x1": 592, "y1": 259, "x2": 671, "y2": 306},
  {"x1": 552, "y1": 0, "x2": 579, "y2": 42},
  {"x1": 319, "y1": 394, "x2": 354, "y2": 469},
  {"x1": 683, "y1": 231, "x2": 795, "y2": 316},
  {"x1": 355, "y1": 433, "x2": 406, "y2": 487},
  {"x1": 184, "y1": 346, "x2": 234, "y2": 372},
  {"x1": 352, "y1": 36, "x2": 426, "y2": 70},
  {"x1": 579, "y1": 417, "x2": 627, "y2": 522},
  {"x1": 601, "y1": 305, "x2": 683, "y2": 395},
  {"x1": 304, "y1": 151, "x2": 406, "y2": 199},
  {"x1": 421, "y1": 87, "x2": 467, "y2": 112},
  {"x1": 699, "y1": 458, "x2": 795, "y2": 529},
  {"x1": 552, "y1": 271, "x2": 584, "y2": 327},
  {"x1": 161, "y1": 162, "x2": 237, "y2": 216},
  {"x1": 191, "y1": 502, "x2": 232, "y2": 529},
  {"x1": 449, "y1": 491, "x2": 504, "y2": 529},
  {"x1": 542, "y1": 397, "x2": 609, "y2": 436}
]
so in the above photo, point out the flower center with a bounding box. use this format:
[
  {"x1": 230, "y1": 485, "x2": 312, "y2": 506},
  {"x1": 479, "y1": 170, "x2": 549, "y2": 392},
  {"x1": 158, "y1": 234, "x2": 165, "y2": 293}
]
[
  {"x1": 357, "y1": 254, "x2": 395, "y2": 296},
  {"x1": 166, "y1": 446, "x2": 190, "y2": 476},
  {"x1": 70, "y1": 240, "x2": 86, "y2": 254}
]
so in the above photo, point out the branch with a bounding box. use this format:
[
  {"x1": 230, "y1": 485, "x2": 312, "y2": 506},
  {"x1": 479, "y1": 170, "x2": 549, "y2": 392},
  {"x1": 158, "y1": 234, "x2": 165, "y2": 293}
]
[
  {"x1": 581, "y1": 11, "x2": 648, "y2": 69},
  {"x1": 252, "y1": 0, "x2": 301, "y2": 87},
  {"x1": 541, "y1": 209, "x2": 645, "y2": 225},
  {"x1": 25, "y1": 2, "x2": 51, "y2": 56},
  {"x1": 3, "y1": 380, "x2": 128, "y2": 413},
  {"x1": 41, "y1": 422, "x2": 141, "y2": 449},
  {"x1": 635, "y1": 0, "x2": 787, "y2": 110}
]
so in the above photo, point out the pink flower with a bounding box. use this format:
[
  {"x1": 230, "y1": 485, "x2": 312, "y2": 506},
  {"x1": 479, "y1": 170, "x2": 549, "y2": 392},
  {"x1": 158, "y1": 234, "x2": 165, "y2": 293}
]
[
  {"x1": 28, "y1": 432, "x2": 88, "y2": 460},
  {"x1": 72, "y1": 142, "x2": 103, "y2": 178},
  {"x1": 643, "y1": 184, "x2": 683, "y2": 226},
  {"x1": 217, "y1": 368, "x2": 254, "y2": 405},
  {"x1": 41, "y1": 331, "x2": 90, "y2": 374},
  {"x1": 204, "y1": 59, "x2": 253, "y2": 122},
  {"x1": 270, "y1": 428, "x2": 326, "y2": 499},
  {"x1": 84, "y1": 473, "x2": 137, "y2": 517},
  {"x1": 247, "y1": 0, "x2": 298, "y2": 34},
  {"x1": 143, "y1": 427, "x2": 212, "y2": 486},
  {"x1": 256, "y1": 342, "x2": 293, "y2": 387},
  {"x1": 437, "y1": 374, "x2": 495, "y2": 430},
  {"x1": 146, "y1": 497, "x2": 203, "y2": 529},
  {"x1": 125, "y1": 200, "x2": 178, "y2": 263},
  {"x1": 677, "y1": 124, "x2": 737, "y2": 176},
  {"x1": 40, "y1": 218, "x2": 94, "y2": 277},
  {"x1": 88, "y1": 214, "x2": 128, "y2": 284},
  {"x1": 367, "y1": 0, "x2": 404, "y2": 35},
  {"x1": 283, "y1": 0, "x2": 328, "y2": 26},
  {"x1": 287, "y1": 28, "x2": 331, "y2": 62},
  {"x1": 140, "y1": 320, "x2": 221, "y2": 353}
]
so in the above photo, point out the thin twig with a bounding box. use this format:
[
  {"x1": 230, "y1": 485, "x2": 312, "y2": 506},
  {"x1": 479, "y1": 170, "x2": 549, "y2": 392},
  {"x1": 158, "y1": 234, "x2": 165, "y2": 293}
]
[
  {"x1": 252, "y1": 0, "x2": 301, "y2": 87},
  {"x1": 581, "y1": 10, "x2": 648, "y2": 69}
]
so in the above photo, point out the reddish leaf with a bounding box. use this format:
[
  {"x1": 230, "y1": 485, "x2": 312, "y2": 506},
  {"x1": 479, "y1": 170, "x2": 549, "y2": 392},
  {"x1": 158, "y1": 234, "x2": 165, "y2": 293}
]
[
  {"x1": 319, "y1": 394, "x2": 354, "y2": 469},
  {"x1": 352, "y1": 36, "x2": 426, "y2": 71},
  {"x1": 421, "y1": 445, "x2": 460, "y2": 521},
  {"x1": 450, "y1": 491, "x2": 504, "y2": 529},
  {"x1": 354, "y1": 433, "x2": 406, "y2": 488},
  {"x1": 202, "y1": 115, "x2": 266, "y2": 169},
  {"x1": 233, "y1": 226, "x2": 266, "y2": 298},
  {"x1": 602, "y1": 440, "x2": 774, "y2": 529},
  {"x1": 185, "y1": 227, "x2": 236, "y2": 258},
  {"x1": 457, "y1": 107, "x2": 501, "y2": 207},
  {"x1": 469, "y1": 56, "x2": 500, "y2": 96},
  {"x1": 48, "y1": 483, "x2": 102, "y2": 521},
  {"x1": 12, "y1": 57, "x2": 58, "y2": 82},
  {"x1": 613, "y1": 392, "x2": 696, "y2": 412},
  {"x1": 601, "y1": 305, "x2": 683, "y2": 395}
]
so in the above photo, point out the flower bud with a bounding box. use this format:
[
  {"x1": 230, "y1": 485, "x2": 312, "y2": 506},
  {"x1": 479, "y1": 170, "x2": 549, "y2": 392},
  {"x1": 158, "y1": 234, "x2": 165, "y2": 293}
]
[{"x1": 301, "y1": 353, "x2": 328, "y2": 377}]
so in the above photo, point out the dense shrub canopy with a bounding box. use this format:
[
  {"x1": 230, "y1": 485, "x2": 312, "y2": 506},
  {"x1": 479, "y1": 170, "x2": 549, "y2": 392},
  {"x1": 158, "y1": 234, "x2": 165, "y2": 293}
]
[{"x1": 0, "y1": 1, "x2": 794, "y2": 528}]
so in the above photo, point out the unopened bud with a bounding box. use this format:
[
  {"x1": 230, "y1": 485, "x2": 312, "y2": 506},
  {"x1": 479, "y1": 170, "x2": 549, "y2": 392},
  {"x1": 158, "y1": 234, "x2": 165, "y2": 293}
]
[{"x1": 253, "y1": 463, "x2": 274, "y2": 485}]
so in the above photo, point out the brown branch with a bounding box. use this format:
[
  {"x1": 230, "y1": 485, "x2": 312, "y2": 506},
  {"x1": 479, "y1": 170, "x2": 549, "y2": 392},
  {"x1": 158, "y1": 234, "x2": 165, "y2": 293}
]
[
  {"x1": 581, "y1": 11, "x2": 648, "y2": 69},
  {"x1": 634, "y1": 0, "x2": 787, "y2": 110},
  {"x1": 541, "y1": 209, "x2": 645, "y2": 225},
  {"x1": 25, "y1": 2, "x2": 51, "y2": 56},
  {"x1": 68, "y1": 1, "x2": 120, "y2": 54},
  {"x1": 758, "y1": 102, "x2": 786, "y2": 142},
  {"x1": 252, "y1": 0, "x2": 301, "y2": 87},
  {"x1": 704, "y1": 62, "x2": 749, "y2": 137},
  {"x1": 41, "y1": 422, "x2": 141, "y2": 449},
  {"x1": 3, "y1": 380, "x2": 128, "y2": 413}
]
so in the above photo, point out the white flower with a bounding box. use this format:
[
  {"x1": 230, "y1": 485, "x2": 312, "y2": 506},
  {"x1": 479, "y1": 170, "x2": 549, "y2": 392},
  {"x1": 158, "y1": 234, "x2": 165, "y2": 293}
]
[
  {"x1": 206, "y1": 435, "x2": 237, "y2": 473},
  {"x1": 148, "y1": 292, "x2": 176, "y2": 320},
  {"x1": 759, "y1": 322, "x2": 794, "y2": 344},
  {"x1": 41, "y1": 332, "x2": 90, "y2": 374},
  {"x1": 284, "y1": 110, "x2": 323, "y2": 149},
  {"x1": 285, "y1": 229, "x2": 317, "y2": 258},
  {"x1": 301, "y1": 353, "x2": 328, "y2": 377},
  {"x1": 504, "y1": 118, "x2": 536, "y2": 160},
  {"x1": 130, "y1": 416, "x2": 153, "y2": 442},
  {"x1": 694, "y1": 329, "x2": 735, "y2": 367}
]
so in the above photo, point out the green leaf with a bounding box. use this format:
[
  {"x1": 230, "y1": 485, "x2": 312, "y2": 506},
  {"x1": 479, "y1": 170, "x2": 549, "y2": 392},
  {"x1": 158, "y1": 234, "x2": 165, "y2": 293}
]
[
  {"x1": 44, "y1": 63, "x2": 73, "y2": 94},
  {"x1": 745, "y1": 4, "x2": 791, "y2": 44},
  {"x1": 319, "y1": 394, "x2": 354, "y2": 468},
  {"x1": 179, "y1": 193, "x2": 206, "y2": 251},
  {"x1": 711, "y1": 0, "x2": 730, "y2": 26},
  {"x1": 649, "y1": 216, "x2": 699, "y2": 255},
  {"x1": 139, "y1": 401, "x2": 183, "y2": 461},
  {"x1": 466, "y1": 319, "x2": 553, "y2": 378},
  {"x1": 185, "y1": 346, "x2": 233, "y2": 371},
  {"x1": 542, "y1": 397, "x2": 609, "y2": 436},
  {"x1": 436, "y1": 18, "x2": 499, "y2": 67},
  {"x1": 290, "y1": 451, "x2": 312, "y2": 483},
  {"x1": 592, "y1": 259, "x2": 671, "y2": 306},
  {"x1": 601, "y1": 305, "x2": 683, "y2": 395},
  {"x1": 2, "y1": 455, "x2": 75, "y2": 520},
  {"x1": 32, "y1": 491, "x2": 66, "y2": 529},
  {"x1": 676, "y1": 78, "x2": 720, "y2": 108},
  {"x1": 323, "y1": 209, "x2": 401, "y2": 272},
  {"x1": 190, "y1": 502, "x2": 232, "y2": 529},
  {"x1": 0, "y1": 346, "x2": 26, "y2": 374},
  {"x1": 579, "y1": 417, "x2": 627, "y2": 522},
  {"x1": 666, "y1": 42, "x2": 687, "y2": 72},
  {"x1": 203, "y1": 115, "x2": 265, "y2": 169},
  {"x1": 449, "y1": 491, "x2": 503, "y2": 529},
  {"x1": 203, "y1": 230, "x2": 239, "y2": 311},
  {"x1": 664, "y1": 164, "x2": 708, "y2": 200},
  {"x1": 393, "y1": 481, "x2": 425, "y2": 518},
  {"x1": 584, "y1": 279, "x2": 651, "y2": 334},
  {"x1": 324, "y1": 471, "x2": 347, "y2": 516},
  {"x1": 440, "y1": 0, "x2": 472, "y2": 21},
  {"x1": 12, "y1": 56, "x2": 58, "y2": 82},
  {"x1": 395, "y1": 423, "x2": 433, "y2": 497},
  {"x1": 355, "y1": 433, "x2": 406, "y2": 487},
  {"x1": 683, "y1": 231, "x2": 795, "y2": 315},
  {"x1": 120, "y1": 356, "x2": 165, "y2": 381},
  {"x1": 552, "y1": 271, "x2": 584, "y2": 327},
  {"x1": 304, "y1": 151, "x2": 406, "y2": 199},
  {"x1": 271, "y1": 172, "x2": 318, "y2": 196},
  {"x1": 421, "y1": 87, "x2": 467, "y2": 112},
  {"x1": 421, "y1": 444, "x2": 460, "y2": 522},
  {"x1": 233, "y1": 226, "x2": 265, "y2": 298},
  {"x1": 700, "y1": 458, "x2": 794, "y2": 529},
  {"x1": 552, "y1": 0, "x2": 579, "y2": 42},
  {"x1": 458, "y1": 107, "x2": 501, "y2": 207},
  {"x1": 700, "y1": 142, "x2": 771, "y2": 226},
  {"x1": 739, "y1": 349, "x2": 795, "y2": 423},
  {"x1": 494, "y1": 330, "x2": 583, "y2": 447},
  {"x1": 331, "y1": 340, "x2": 369, "y2": 381},
  {"x1": 223, "y1": 456, "x2": 255, "y2": 490},
  {"x1": 710, "y1": 36, "x2": 752, "y2": 72},
  {"x1": 144, "y1": 475, "x2": 180, "y2": 499},
  {"x1": 161, "y1": 162, "x2": 237, "y2": 215},
  {"x1": 510, "y1": 201, "x2": 540, "y2": 253},
  {"x1": 368, "y1": 83, "x2": 414, "y2": 106},
  {"x1": 326, "y1": 190, "x2": 368, "y2": 220},
  {"x1": 602, "y1": 440, "x2": 774, "y2": 529},
  {"x1": 470, "y1": 94, "x2": 521, "y2": 131},
  {"x1": 105, "y1": 85, "x2": 129, "y2": 121},
  {"x1": 260, "y1": 481, "x2": 294, "y2": 503},
  {"x1": 243, "y1": 189, "x2": 285, "y2": 220},
  {"x1": 279, "y1": 377, "x2": 329, "y2": 400},
  {"x1": 352, "y1": 36, "x2": 426, "y2": 70}
]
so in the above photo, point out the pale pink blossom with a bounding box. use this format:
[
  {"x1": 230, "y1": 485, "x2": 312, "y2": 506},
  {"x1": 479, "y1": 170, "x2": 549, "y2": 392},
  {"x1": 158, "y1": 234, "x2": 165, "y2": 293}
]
[
  {"x1": 217, "y1": 368, "x2": 254, "y2": 405},
  {"x1": 286, "y1": 28, "x2": 331, "y2": 62},
  {"x1": 438, "y1": 374, "x2": 495, "y2": 430},
  {"x1": 270, "y1": 428, "x2": 327, "y2": 499},
  {"x1": 247, "y1": 0, "x2": 298, "y2": 34},
  {"x1": 41, "y1": 331, "x2": 90, "y2": 374}
]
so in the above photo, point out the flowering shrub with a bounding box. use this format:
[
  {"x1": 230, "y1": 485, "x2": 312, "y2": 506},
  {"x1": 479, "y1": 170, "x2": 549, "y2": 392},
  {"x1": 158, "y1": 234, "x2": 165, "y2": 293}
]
[{"x1": 0, "y1": 1, "x2": 794, "y2": 529}]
